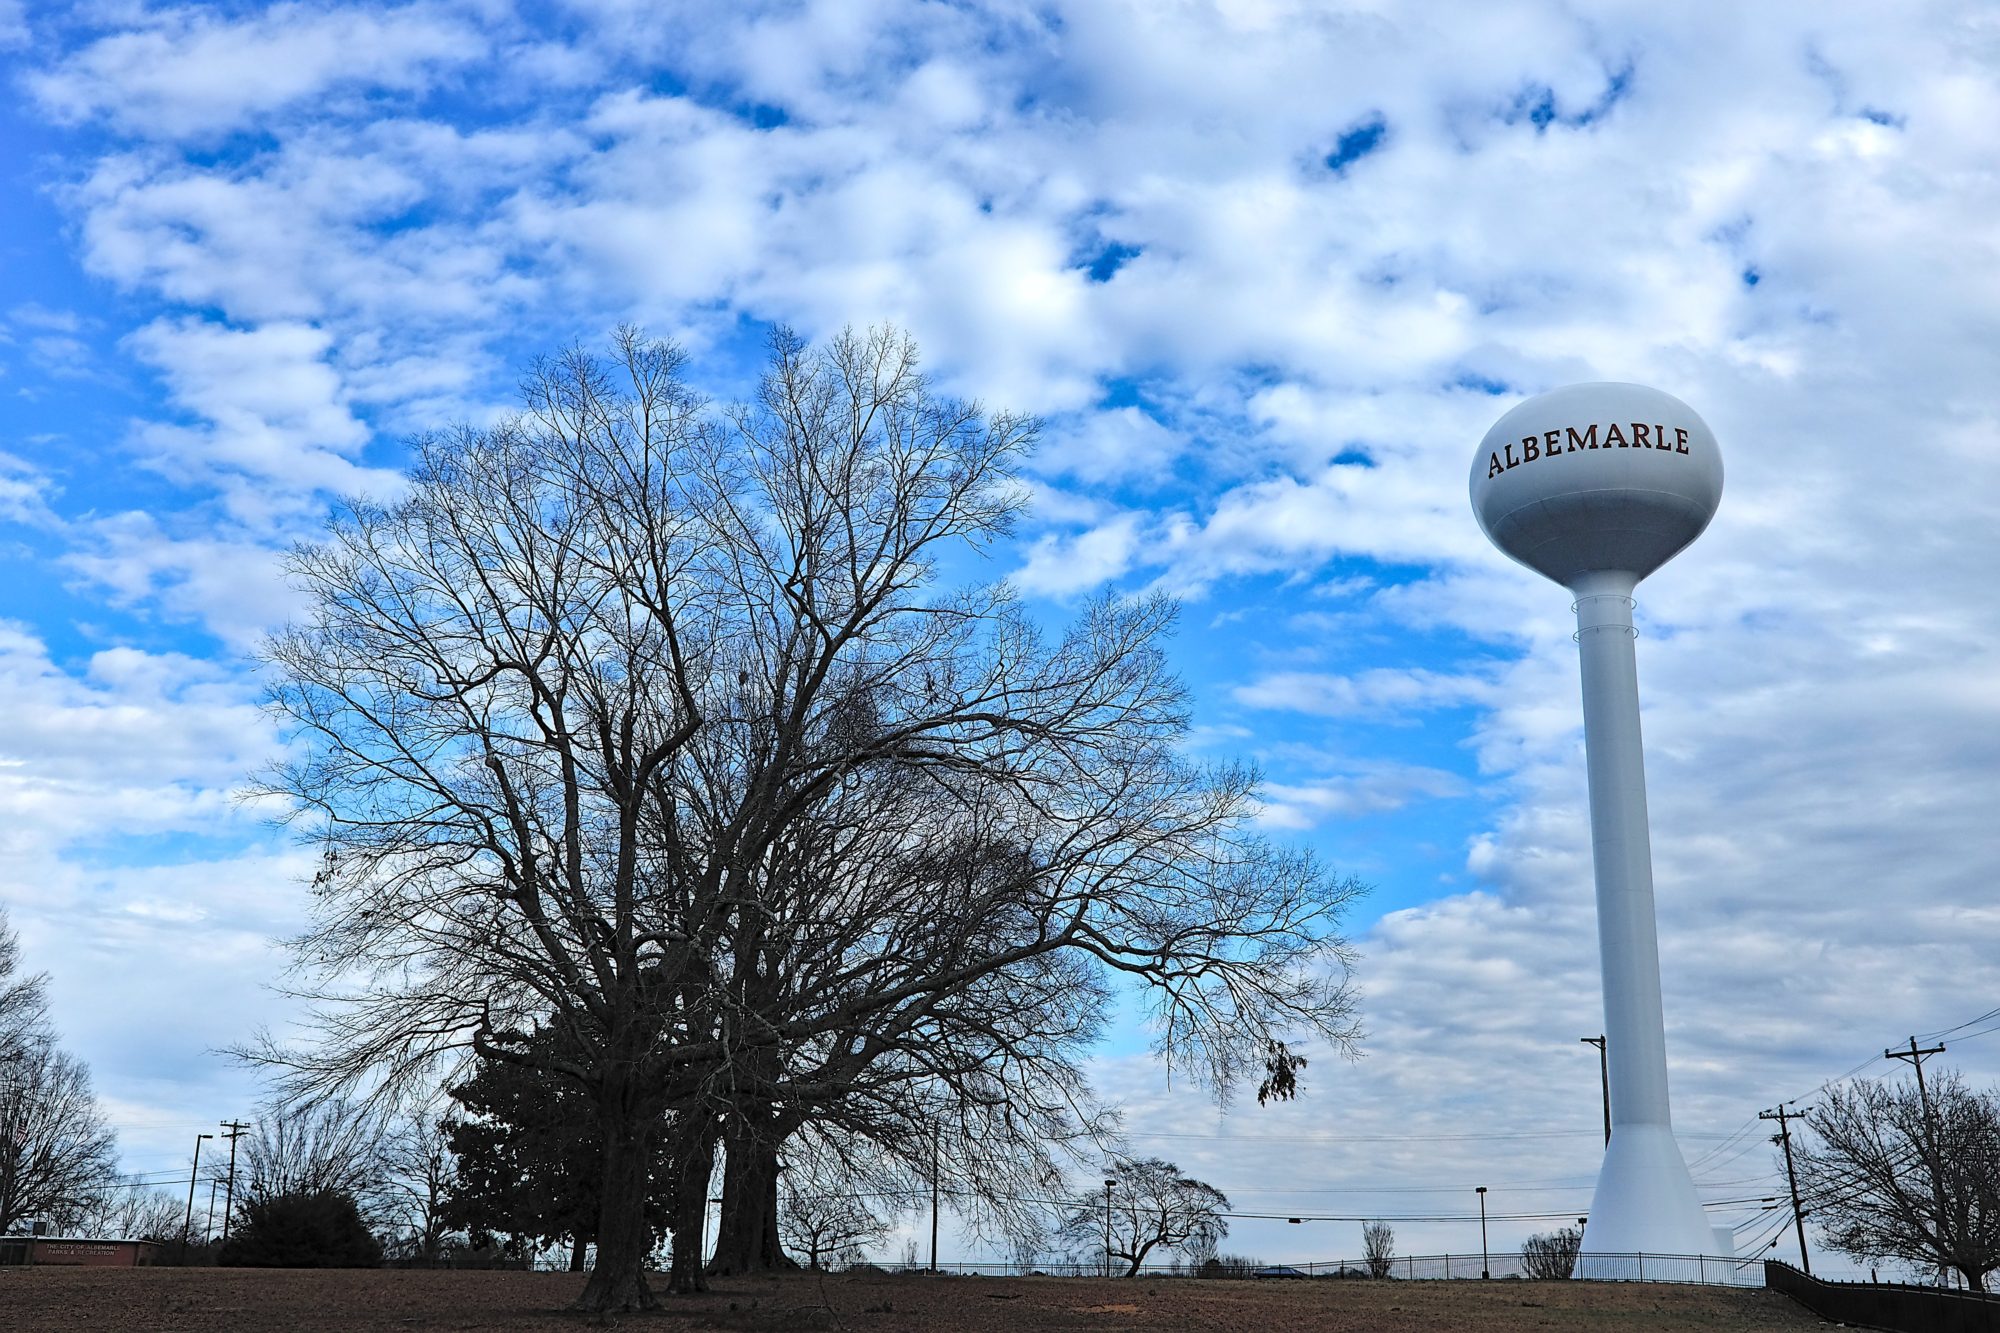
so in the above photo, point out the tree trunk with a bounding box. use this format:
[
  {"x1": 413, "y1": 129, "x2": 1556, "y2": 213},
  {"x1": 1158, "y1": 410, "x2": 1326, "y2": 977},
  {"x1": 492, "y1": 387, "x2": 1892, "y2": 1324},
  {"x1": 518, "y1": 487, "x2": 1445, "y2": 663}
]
[
  {"x1": 568, "y1": 1236, "x2": 586, "y2": 1272},
  {"x1": 665, "y1": 1117, "x2": 716, "y2": 1294},
  {"x1": 709, "y1": 1117, "x2": 793, "y2": 1274},
  {"x1": 572, "y1": 1097, "x2": 657, "y2": 1313}
]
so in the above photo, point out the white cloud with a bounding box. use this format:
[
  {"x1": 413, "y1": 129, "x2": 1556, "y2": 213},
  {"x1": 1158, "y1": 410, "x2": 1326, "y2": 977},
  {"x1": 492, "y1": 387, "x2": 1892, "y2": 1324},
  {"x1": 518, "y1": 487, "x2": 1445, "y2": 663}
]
[
  {"x1": 0, "y1": 623, "x2": 275, "y2": 847},
  {"x1": 1258, "y1": 764, "x2": 1470, "y2": 829},
  {"x1": 29, "y1": 1, "x2": 490, "y2": 139},
  {"x1": 1014, "y1": 512, "x2": 1149, "y2": 598},
  {"x1": 1235, "y1": 667, "x2": 1495, "y2": 718},
  {"x1": 121, "y1": 317, "x2": 405, "y2": 505},
  {"x1": 0, "y1": 451, "x2": 59, "y2": 526},
  {"x1": 1037, "y1": 406, "x2": 1185, "y2": 486},
  {"x1": 65, "y1": 512, "x2": 307, "y2": 651}
]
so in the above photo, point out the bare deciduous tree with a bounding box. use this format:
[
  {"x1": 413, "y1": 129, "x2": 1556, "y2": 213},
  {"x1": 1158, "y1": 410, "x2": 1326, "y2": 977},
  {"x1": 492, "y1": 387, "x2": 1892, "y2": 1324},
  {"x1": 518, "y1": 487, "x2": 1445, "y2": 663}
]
[
  {"x1": 1520, "y1": 1225, "x2": 1581, "y2": 1280},
  {"x1": 252, "y1": 326, "x2": 1363, "y2": 1312},
  {"x1": 378, "y1": 1110, "x2": 458, "y2": 1264},
  {"x1": 1056, "y1": 1158, "x2": 1230, "y2": 1276},
  {"x1": 0, "y1": 909, "x2": 49, "y2": 1050},
  {"x1": 74, "y1": 1183, "x2": 189, "y2": 1244},
  {"x1": 777, "y1": 1167, "x2": 887, "y2": 1271},
  {"x1": 237, "y1": 1100, "x2": 388, "y2": 1222},
  {"x1": 1796, "y1": 1073, "x2": 2000, "y2": 1290},
  {"x1": 0, "y1": 1039, "x2": 121, "y2": 1235},
  {"x1": 1, "y1": 913, "x2": 121, "y2": 1237},
  {"x1": 1363, "y1": 1219, "x2": 1396, "y2": 1278}
]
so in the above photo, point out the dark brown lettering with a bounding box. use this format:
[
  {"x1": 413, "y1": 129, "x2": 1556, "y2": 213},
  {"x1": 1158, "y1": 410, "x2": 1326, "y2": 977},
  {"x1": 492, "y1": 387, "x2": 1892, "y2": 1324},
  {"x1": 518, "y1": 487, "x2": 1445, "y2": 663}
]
[
  {"x1": 1632, "y1": 422, "x2": 1652, "y2": 448},
  {"x1": 1567, "y1": 424, "x2": 1599, "y2": 452},
  {"x1": 1543, "y1": 429, "x2": 1562, "y2": 459},
  {"x1": 1605, "y1": 422, "x2": 1629, "y2": 448},
  {"x1": 1504, "y1": 441, "x2": 1520, "y2": 468},
  {"x1": 1487, "y1": 452, "x2": 1504, "y2": 479},
  {"x1": 1521, "y1": 435, "x2": 1540, "y2": 462},
  {"x1": 1674, "y1": 426, "x2": 1689, "y2": 454}
]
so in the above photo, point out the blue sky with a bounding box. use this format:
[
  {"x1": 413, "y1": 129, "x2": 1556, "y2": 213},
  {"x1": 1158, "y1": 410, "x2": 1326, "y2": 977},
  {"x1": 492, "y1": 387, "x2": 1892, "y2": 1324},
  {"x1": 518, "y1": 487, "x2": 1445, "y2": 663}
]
[{"x1": 4, "y1": 0, "x2": 2000, "y2": 1273}]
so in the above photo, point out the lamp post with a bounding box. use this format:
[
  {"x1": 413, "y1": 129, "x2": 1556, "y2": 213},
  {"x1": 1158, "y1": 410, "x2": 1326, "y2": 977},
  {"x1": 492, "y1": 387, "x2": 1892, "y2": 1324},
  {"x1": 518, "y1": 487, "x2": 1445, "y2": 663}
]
[
  {"x1": 1581, "y1": 1036, "x2": 1609, "y2": 1146},
  {"x1": 1476, "y1": 1186, "x2": 1489, "y2": 1279},
  {"x1": 1104, "y1": 1178, "x2": 1117, "y2": 1278},
  {"x1": 181, "y1": 1134, "x2": 213, "y2": 1264}
]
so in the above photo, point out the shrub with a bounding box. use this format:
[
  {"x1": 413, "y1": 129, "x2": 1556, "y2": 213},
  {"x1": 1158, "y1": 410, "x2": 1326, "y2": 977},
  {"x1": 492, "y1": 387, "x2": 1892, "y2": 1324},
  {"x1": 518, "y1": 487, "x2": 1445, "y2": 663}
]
[
  {"x1": 218, "y1": 1190, "x2": 383, "y2": 1268},
  {"x1": 1520, "y1": 1226, "x2": 1582, "y2": 1280},
  {"x1": 1196, "y1": 1254, "x2": 1264, "y2": 1279}
]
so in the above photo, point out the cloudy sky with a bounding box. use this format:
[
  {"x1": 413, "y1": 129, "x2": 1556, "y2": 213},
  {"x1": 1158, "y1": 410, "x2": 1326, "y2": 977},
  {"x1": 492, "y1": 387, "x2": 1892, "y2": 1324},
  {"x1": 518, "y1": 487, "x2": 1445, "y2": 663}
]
[{"x1": 4, "y1": 0, "x2": 1999, "y2": 1274}]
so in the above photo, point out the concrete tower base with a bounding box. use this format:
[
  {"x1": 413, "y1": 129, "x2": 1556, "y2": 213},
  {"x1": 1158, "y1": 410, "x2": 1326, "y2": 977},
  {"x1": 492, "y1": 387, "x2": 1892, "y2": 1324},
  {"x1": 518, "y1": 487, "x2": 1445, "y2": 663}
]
[{"x1": 1576, "y1": 1123, "x2": 1728, "y2": 1279}]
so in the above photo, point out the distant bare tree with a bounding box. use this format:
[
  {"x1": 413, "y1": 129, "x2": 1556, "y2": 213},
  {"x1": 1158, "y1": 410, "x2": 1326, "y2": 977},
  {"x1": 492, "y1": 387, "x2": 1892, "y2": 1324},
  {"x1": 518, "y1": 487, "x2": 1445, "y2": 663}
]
[
  {"x1": 0, "y1": 909, "x2": 50, "y2": 1050},
  {"x1": 1796, "y1": 1073, "x2": 2000, "y2": 1290},
  {"x1": 378, "y1": 1110, "x2": 458, "y2": 1264},
  {"x1": 1363, "y1": 1219, "x2": 1395, "y2": 1278},
  {"x1": 778, "y1": 1172, "x2": 887, "y2": 1272},
  {"x1": 238, "y1": 1101, "x2": 388, "y2": 1222},
  {"x1": 1, "y1": 914, "x2": 121, "y2": 1237},
  {"x1": 1521, "y1": 1225, "x2": 1581, "y2": 1280},
  {"x1": 252, "y1": 326, "x2": 1363, "y2": 1312},
  {"x1": 1056, "y1": 1158, "x2": 1229, "y2": 1276},
  {"x1": 74, "y1": 1183, "x2": 188, "y2": 1243},
  {"x1": 0, "y1": 1038, "x2": 121, "y2": 1235}
]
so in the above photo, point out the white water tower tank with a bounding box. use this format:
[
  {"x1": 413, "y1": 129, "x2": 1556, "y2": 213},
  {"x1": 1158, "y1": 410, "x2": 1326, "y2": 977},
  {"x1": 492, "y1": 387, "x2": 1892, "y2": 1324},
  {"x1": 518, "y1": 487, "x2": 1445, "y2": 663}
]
[{"x1": 1470, "y1": 382, "x2": 1722, "y2": 589}]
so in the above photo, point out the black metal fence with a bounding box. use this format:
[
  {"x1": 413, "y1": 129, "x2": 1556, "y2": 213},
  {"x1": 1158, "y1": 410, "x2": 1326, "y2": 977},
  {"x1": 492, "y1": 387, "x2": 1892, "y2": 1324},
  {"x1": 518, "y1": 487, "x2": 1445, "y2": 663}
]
[
  {"x1": 1766, "y1": 1260, "x2": 2000, "y2": 1333},
  {"x1": 888, "y1": 1250, "x2": 1761, "y2": 1286}
]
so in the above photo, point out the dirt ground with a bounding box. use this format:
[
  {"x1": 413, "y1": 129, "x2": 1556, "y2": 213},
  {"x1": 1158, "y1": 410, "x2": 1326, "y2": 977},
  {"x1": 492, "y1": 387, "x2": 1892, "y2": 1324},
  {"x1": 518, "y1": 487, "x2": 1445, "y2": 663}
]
[{"x1": 0, "y1": 1268, "x2": 1837, "y2": 1332}]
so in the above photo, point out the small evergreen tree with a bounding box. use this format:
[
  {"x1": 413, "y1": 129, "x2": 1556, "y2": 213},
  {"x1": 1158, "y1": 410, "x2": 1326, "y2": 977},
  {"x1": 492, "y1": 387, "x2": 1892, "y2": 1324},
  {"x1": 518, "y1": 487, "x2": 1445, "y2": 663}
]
[
  {"x1": 218, "y1": 1189, "x2": 382, "y2": 1268},
  {"x1": 443, "y1": 1028, "x2": 677, "y2": 1268}
]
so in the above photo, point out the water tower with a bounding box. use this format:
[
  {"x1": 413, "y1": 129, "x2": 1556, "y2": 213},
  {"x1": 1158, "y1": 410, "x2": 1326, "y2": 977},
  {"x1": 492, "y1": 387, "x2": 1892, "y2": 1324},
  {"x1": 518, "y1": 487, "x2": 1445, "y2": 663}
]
[{"x1": 1469, "y1": 383, "x2": 1726, "y2": 1273}]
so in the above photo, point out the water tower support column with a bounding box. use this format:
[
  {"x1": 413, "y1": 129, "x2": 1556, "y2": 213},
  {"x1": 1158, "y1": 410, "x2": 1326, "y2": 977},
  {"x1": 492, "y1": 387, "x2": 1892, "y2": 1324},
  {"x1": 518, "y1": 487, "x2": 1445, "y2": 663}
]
[{"x1": 1572, "y1": 569, "x2": 1711, "y2": 1264}]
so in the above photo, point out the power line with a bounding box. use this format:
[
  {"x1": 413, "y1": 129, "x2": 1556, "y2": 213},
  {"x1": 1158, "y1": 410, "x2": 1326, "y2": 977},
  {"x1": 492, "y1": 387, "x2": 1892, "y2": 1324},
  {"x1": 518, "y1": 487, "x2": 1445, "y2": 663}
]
[
  {"x1": 1918, "y1": 1005, "x2": 2000, "y2": 1044},
  {"x1": 1126, "y1": 1128, "x2": 1741, "y2": 1145}
]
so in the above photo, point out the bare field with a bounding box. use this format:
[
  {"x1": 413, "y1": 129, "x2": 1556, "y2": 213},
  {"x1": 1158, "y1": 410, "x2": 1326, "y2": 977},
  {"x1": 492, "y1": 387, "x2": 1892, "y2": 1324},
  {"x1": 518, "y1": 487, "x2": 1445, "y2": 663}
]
[{"x1": 0, "y1": 1268, "x2": 1834, "y2": 1332}]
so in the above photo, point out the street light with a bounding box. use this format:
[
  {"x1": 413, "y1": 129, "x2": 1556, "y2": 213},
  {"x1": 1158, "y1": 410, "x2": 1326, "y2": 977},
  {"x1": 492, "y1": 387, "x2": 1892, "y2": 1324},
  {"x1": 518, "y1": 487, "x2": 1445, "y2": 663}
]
[
  {"x1": 1581, "y1": 1036, "x2": 1609, "y2": 1146},
  {"x1": 1104, "y1": 1178, "x2": 1117, "y2": 1278},
  {"x1": 182, "y1": 1134, "x2": 213, "y2": 1264},
  {"x1": 1476, "y1": 1186, "x2": 1490, "y2": 1279}
]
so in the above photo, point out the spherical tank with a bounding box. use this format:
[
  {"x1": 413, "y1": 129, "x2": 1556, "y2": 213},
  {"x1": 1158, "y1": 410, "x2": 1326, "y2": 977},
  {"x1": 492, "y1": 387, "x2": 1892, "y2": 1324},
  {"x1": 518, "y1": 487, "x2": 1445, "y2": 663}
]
[{"x1": 1469, "y1": 383, "x2": 1723, "y2": 589}]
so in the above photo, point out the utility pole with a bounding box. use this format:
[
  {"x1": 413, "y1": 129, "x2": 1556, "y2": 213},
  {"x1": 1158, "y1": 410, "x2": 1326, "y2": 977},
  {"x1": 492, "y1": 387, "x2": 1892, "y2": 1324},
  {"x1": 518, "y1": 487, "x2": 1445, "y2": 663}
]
[
  {"x1": 218, "y1": 1120, "x2": 250, "y2": 1243},
  {"x1": 1760, "y1": 1105, "x2": 1811, "y2": 1274},
  {"x1": 1581, "y1": 1036, "x2": 1610, "y2": 1146},
  {"x1": 181, "y1": 1134, "x2": 212, "y2": 1264},
  {"x1": 929, "y1": 1131, "x2": 940, "y2": 1274},
  {"x1": 1885, "y1": 1036, "x2": 1949, "y2": 1283}
]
